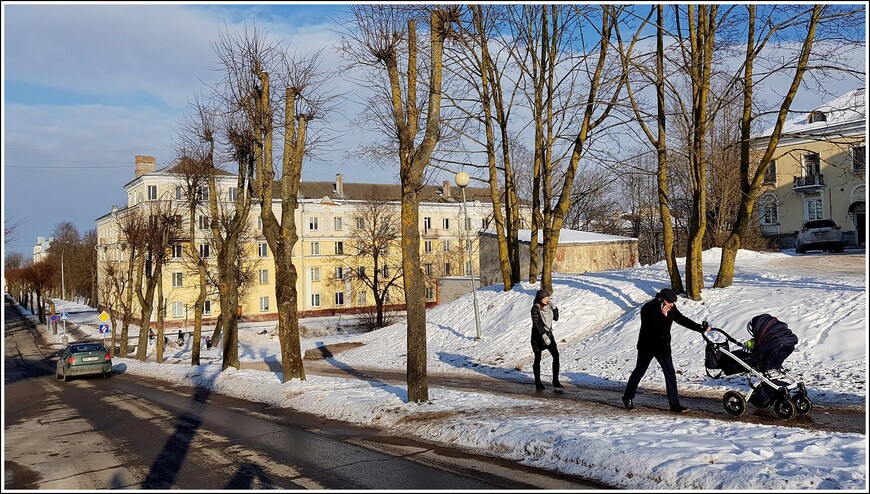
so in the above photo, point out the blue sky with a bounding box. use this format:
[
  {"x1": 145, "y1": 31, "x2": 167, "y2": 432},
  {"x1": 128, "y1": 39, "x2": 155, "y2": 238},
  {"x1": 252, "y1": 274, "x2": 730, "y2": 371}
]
[{"x1": 2, "y1": 2, "x2": 866, "y2": 259}]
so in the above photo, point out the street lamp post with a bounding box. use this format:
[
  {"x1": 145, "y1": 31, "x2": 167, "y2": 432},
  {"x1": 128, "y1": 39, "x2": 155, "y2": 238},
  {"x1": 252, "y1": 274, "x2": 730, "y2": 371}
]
[
  {"x1": 454, "y1": 171, "x2": 482, "y2": 341},
  {"x1": 61, "y1": 247, "x2": 66, "y2": 341}
]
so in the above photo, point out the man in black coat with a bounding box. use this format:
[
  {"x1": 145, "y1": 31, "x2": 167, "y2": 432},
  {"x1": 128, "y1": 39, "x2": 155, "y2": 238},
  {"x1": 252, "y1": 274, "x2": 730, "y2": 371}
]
[
  {"x1": 622, "y1": 288, "x2": 708, "y2": 413},
  {"x1": 530, "y1": 289, "x2": 562, "y2": 390}
]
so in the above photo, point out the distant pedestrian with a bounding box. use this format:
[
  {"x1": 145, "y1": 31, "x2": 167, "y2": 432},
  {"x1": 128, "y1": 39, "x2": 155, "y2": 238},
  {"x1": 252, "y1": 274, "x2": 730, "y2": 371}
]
[
  {"x1": 622, "y1": 288, "x2": 709, "y2": 413},
  {"x1": 178, "y1": 329, "x2": 184, "y2": 341},
  {"x1": 205, "y1": 336, "x2": 212, "y2": 350},
  {"x1": 149, "y1": 329, "x2": 155, "y2": 341},
  {"x1": 530, "y1": 289, "x2": 562, "y2": 390}
]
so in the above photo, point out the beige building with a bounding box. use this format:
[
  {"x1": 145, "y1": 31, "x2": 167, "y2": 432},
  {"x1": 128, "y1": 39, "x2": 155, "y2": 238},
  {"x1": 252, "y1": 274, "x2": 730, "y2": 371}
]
[
  {"x1": 95, "y1": 156, "x2": 507, "y2": 326},
  {"x1": 754, "y1": 88, "x2": 865, "y2": 248},
  {"x1": 478, "y1": 229, "x2": 638, "y2": 287}
]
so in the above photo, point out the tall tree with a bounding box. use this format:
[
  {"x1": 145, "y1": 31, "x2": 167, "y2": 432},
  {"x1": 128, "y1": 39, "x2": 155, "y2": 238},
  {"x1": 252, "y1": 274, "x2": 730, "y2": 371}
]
[{"x1": 341, "y1": 5, "x2": 457, "y2": 402}]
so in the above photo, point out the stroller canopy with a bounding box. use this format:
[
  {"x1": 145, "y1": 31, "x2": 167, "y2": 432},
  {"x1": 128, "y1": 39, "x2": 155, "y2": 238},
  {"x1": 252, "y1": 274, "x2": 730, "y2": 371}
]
[{"x1": 747, "y1": 314, "x2": 798, "y2": 371}]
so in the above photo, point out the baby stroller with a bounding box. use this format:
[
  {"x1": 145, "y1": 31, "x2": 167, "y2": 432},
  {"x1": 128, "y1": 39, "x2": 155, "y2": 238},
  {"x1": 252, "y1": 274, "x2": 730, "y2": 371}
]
[{"x1": 703, "y1": 314, "x2": 811, "y2": 420}]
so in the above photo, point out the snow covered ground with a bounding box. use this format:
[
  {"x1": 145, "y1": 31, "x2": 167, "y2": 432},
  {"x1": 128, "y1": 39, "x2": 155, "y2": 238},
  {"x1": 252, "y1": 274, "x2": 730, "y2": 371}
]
[{"x1": 21, "y1": 248, "x2": 867, "y2": 490}]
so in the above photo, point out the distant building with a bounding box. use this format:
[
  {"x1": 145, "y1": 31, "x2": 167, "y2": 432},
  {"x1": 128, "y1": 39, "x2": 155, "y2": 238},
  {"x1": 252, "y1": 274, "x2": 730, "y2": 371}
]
[
  {"x1": 95, "y1": 155, "x2": 531, "y2": 326},
  {"x1": 32, "y1": 236, "x2": 54, "y2": 264},
  {"x1": 753, "y1": 88, "x2": 865, "y2": 248},
  {"x1": 478, "y1": 229, "x2": 638, "y2": 287}
]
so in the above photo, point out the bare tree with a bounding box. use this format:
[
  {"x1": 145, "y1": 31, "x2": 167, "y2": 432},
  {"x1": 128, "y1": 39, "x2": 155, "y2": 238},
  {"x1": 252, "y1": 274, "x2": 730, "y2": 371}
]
[{"x1": 340, "y1": 5, "x2": 458, "y2": 402}]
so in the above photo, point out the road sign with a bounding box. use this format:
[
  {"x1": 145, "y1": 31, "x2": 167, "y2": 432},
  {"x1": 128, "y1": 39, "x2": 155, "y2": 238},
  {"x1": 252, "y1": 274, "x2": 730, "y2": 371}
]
[
  {"x1": 60, "y1": 313, "x2": 69, "y2": 321},
  {"x1": 50, "y1": 314, "x2": 58, "y2": 322},
  {"x1": 98, "y1": 324, "x2": 110, "y2": 334},
  {"x1": 99, "y1": 311, "x2": 110, "y2": 323}
]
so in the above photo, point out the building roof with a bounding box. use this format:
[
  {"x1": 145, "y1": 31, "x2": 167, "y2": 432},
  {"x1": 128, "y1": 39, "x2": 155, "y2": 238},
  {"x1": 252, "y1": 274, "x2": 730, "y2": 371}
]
[
  {"x1": 484, "y1": 229, "x2": 637, "y2": 245},
  {"x1": 756, "y1": 88, "x2": 866, "y2": 138},
  {"x1": 298, "y1": 180, "x2": 494, "y2": 204}
]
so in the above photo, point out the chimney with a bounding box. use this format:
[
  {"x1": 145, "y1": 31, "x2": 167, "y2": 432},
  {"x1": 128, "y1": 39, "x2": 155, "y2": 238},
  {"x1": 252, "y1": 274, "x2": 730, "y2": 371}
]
[
  {"x1": 135, "y1": 155, "x2": 157, "y2": 178},
  {"x1": 334, "y1": 173, "x2": 344, "y2": 196},
  {"x1": 442, "y1": 180, "x2": 451, "y2": 198}
]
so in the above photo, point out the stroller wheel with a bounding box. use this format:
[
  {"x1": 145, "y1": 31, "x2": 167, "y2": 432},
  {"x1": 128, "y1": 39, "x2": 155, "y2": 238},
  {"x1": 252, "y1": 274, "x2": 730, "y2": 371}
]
[
  {"x1": 772, "y1": 397, "x2": 796, "y2": 420},
  {"x1": 793, "y1": 395, "x2": 813, "y2": 415},
  {"x1": 723, "y1": 391, "x2": 746, "y2": 416}
]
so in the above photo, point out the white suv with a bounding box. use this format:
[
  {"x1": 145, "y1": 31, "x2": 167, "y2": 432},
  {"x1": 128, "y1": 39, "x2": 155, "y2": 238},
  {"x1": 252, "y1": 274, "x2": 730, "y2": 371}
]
[{"x1": 795, "y1": 219, "x2": 845, "y2": 253}]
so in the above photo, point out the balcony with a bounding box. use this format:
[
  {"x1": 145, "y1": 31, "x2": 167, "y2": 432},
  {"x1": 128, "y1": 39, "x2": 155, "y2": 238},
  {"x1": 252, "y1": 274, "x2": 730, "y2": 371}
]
[{"x1": 793, "y1": 174, "x2": 824, "y2": 193}]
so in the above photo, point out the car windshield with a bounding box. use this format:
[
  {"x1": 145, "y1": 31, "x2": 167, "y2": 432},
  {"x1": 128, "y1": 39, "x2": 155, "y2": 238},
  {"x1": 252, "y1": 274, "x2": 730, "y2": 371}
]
[
  {"x1": 803, "y1": 220, "x2": 837, "y2": 229},
  {"x1": 72, "y1": 344, "x2": 105, "y2": 353}
]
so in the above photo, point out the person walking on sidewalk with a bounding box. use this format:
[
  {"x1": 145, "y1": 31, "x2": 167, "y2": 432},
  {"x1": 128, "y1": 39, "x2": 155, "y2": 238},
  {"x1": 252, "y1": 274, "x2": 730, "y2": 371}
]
[
  {"x1": 622, "y1": 288, "x2": 709, "y2": 413},
  {"x1": 530, "y1": 289, "x2": 562, "y2": 390}
]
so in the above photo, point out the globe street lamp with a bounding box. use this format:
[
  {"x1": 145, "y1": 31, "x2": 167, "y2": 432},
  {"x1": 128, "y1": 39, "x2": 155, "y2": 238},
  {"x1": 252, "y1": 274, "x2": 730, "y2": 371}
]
[{"x1": 454, "y1": 172, "x2": 482, "y2": 341}]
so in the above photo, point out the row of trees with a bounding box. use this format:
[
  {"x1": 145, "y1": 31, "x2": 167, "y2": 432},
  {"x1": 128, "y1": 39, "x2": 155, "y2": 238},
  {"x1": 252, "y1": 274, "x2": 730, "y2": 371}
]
[{"x1": 6, "y1": 4, "x2": 860, "y2": 404}]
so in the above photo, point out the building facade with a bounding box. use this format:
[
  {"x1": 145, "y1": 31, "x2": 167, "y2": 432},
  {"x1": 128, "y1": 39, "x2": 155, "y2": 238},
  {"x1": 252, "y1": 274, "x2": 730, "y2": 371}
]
[
  {"x1": 95, "y1": 156, "x2": 514, "y2": 326},
  {"x1": 32, "y1": 236, "x2": 54, "y2": 264},
  {"x1": 754, "y1": 88, "x2": 866, "y2": 248}
]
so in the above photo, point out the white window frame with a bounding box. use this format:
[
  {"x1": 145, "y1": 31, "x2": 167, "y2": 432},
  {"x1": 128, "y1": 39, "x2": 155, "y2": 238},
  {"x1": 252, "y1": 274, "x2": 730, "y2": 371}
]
[
  {"x1": 147, "y1": 185, "x2": 158, "y2": 201},
  {"x1": 443, "y1": 240, "x2": 451, "y2": 252},
  {"x1": 852, "y1": 145, "x2": 866, "y2": 173},
  {"x1": 444, "y1": 262, "x2": 451, "y2": 276},
  {"x1": 172, "y1": 301, "x2": 184, "y2": 318},
  {"x1": 259, "y1": 269, "x2": 269, "y2": 284},
  {"x1": 199, "y1": 243, "x2": 210, "y2": 259},
  {"x1": 198, "y1": 215, "x2": 209, "y2": 230},
  {"x1": 334, "y1": 217, "x2": 343, "y2": 230},
  {"x1": 335, "y1": 266, "x2": 344, "y2": 279},
  {"x1": 172, "y1": 272, "x2": 183, "y2": 288},
  {"x1": 175, "y1": 186, "x2": 183, "y2": 201},
  {"x1": 442, "y1": 217, "x2": 450, "y2": 230},
  {"x1": 196, "y1": 186, "x2": 209, "y2": 201},
  {"x1": 423, "y1": 216, "x2": 432, "y2": 231},
  {"x1": 311, "y1": 267, "x2": 320, "y2": 282},
  {"x1": 228, "y1": 187, "x2": 238, "y2": 202},
  {"x1": 426, "y1": 286, "x2": 435, "y2": 300},
  {"x1": 309, "y1": 217, "x2": 319, "y2": 231},
  {"x1": 172, "y1": 243, "x2": 183, "y2": 259},
  {"x1": 760, "y1": 194, "x2": 779, "y2": 225},
  {"x1": 424, "y1": 240, "x2": 433, "y2": 253},
  {"x1": 357, "y1": 291, "x2": 367, "y2": 306},
  {"x1": 335, "y1": 292, "x2": 345, "y2": 306},
  {"x1": 203, "y1": 300, "x2": 212, "y2": 315},
  {"x1": 356, "y1": 217, "x2": 365, "y2": 229},
  {"x1": 335, "y1": 241, "x2": 344, "y2": 254},
  {"x1": 805, "y1": 197, "x2": 824, "y2": 221},
  {"x1": 311, "y1": 293, "x2": 321, "y2": 307},
  {"x1": 260, "y1": 296, "x2": 270, "y2": 312},
  {"x1": 311, "y1": 242, "x2": 320, "y2": 255},
  {"x1": 258, "y1": 242, "x2": 269, "y2": 258}
]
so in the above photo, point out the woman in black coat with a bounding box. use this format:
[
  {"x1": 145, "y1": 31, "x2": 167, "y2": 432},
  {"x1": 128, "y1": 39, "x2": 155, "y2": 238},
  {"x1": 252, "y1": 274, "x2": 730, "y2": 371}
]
[
  {"x1": 530, "y1": 289, "x2": 562, "y2": 390},
  {"x1": 622, "y1": 288, "x2": 707, "y2": 413}
]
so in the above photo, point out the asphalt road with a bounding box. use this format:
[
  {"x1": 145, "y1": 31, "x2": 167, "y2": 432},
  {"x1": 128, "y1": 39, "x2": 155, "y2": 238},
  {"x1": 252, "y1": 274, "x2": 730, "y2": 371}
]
[{"x1": 3, "y1": 298, "x2": 607, "y2": 490}]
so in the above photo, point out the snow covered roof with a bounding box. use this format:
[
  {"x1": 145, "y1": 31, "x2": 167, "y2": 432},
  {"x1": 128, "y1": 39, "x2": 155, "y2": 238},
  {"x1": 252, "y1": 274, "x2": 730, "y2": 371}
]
[
  {"x1": 756, "y1": 88, "x2": 866, "y2": 138},
  {"x1": 484, "y1": 229, "x2": 636, "y2": 245}
]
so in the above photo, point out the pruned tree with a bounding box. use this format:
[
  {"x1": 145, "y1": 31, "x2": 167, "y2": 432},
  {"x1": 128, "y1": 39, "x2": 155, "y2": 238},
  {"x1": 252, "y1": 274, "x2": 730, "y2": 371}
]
[
  {"x1": 115, "y1": 207, "x2": 147, "y2": 357},
  {"x1": 340, "y1": 5, "x2": 458, "y2": 402}
]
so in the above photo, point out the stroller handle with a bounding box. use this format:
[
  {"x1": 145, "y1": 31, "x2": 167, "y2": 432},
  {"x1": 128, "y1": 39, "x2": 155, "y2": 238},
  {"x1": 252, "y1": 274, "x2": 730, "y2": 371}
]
[{"x1": 703, "y1": 327, "x2": 742, "y2": 345}]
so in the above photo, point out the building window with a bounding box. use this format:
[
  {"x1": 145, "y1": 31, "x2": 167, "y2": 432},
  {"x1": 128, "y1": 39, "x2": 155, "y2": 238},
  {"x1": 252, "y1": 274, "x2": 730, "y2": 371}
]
[
  {"x1": 803, "y1": 153, "x2": 820, "y2": 177},
  {"x1": 852, "y1": 145, "x2": 866, "y2": 173},
  {"x1": 257, "y1": 217, "x2": 263, "y2": 232},
  {"x1": 763, "y1": 161, "x2": 777, "y2": 184},
  {"x1": 229, "y1": 187, "x2": 237, "y2": 202},
  {"x1": 174, "y1": 215, "x2": 182, "y2": 228},
  {"x1": 335, "y1": 292, "x2": 345, "y2": 306},
  {"x1": 424, "y1": 240, "x2": 433, "y2": 253},
  {"x1": 466, "y1": 260, "x2": 472, "y2": 275},
  {"x1": 258, "y1": 242, "x2": 269, "y2": 258},
  {"x1": 335, "y1": 266, "x2": 344, "y2": 279},
  {"x1": 203, "y1": 300, "x2": 211, "y2": 315},
  {"x1": 442, "y1": 218, "x2": 450, "y2": 229},
  {"x1": 426, "y1": 287, "x2": 435, "y2": 300},
  {"x1": 465, "y1": 217, "x2": 472, "y2": 230},
  {"x1": 356, "y1": 217, "x2": 365, "y2": 229},
  {"x1": 807, "y1": 110, "x2": 827, "y2": 124},
  {"x1": 335, "y1": 241, "x2": 344, "y2": 254},
  {"x1": 760, "y1": 194, "x2": 779, "y2": 225},
  {"x1": 198, "y1": 215, "x2": 209, "y2": 230},
  {"x1": 196, "y1": 186, "x2": 209, "y2": 201},
  {"x1": 423, "y1": 216, "x2": 432, "y2": 231},
  {"x1": 175, "y1": 186, "x2": 183, "y2": 201},
  {"x1": 311, "y1": 293, "x2": 321, "y2": 307},
  {"x1": 381, "y1": 264, "x2": 388, "y2": 277},
  {"x1": 172, "y1": 243, "x2": 183, "y2": 259},
  {"x1": 358, "y1": 266, "x2": 366, "y2": 278},
  {"x1": 444, "y1": 262, "x2": 451, "y2": 276},
  {"x1": 259, "y1": 269, "x2": 269, "y2": 284},
  {"x1": 443, "y1": 240, "x2": 451, "y2": 252},
  {"x1": 172, "y1": 272, "x2": 183, "y2": 288},
  {"x1": 172, "y1": 301, "x2": 184, "y2": 318},
  {"x1": 311, "y1": 242, "x2": 320, "y2": 255},
  {"x1": 199, "y1": 243, "x2": 210, "y2": 259},
  {"x1": 309, "y1": 217, "x2": 319, "y2": 231},
  {"x1": 425, "y1": 263, "x2": 432, "y2": 276},
  {"x1": 147, "y1": 185, "x2": 158, "y2": 201},
  {"x1": 482, "y1": 218, "x2": 489, "y2": 230},
  {"x1": 334, "y1": 217, "x2": 343, "y2": 230},
  {"x1": 311, "y1": 267, "x2": 320, "y2": 282},
  {"x1": 806, "y1": 198, "x2": 823, "y2": 221},
  {"x1": 260, "y1": 297, "x2": 270, "y2": 312},
  {"x1": 358, "y1": 291, "x2": 367, "y2": 305}
]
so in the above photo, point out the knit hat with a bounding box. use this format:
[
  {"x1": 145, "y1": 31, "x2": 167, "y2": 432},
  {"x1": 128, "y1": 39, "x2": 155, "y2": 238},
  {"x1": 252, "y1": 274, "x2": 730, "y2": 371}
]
[
  {"x1": 534, "y1": 289, "x2": 550, "y2": 304},
  {"x1": 658, "y1": 288, "x2": 677, "y2": 303}
]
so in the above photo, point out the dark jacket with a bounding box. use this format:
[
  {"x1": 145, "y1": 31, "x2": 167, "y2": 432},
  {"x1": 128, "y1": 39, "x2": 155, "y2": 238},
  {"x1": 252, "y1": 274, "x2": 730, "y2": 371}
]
[
  {"x1": 636, "y1": 295, "x2": 704, "y2": 354},
  {"x1": 531, "y1": 302, "x2": 559, "y2": 351}
]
